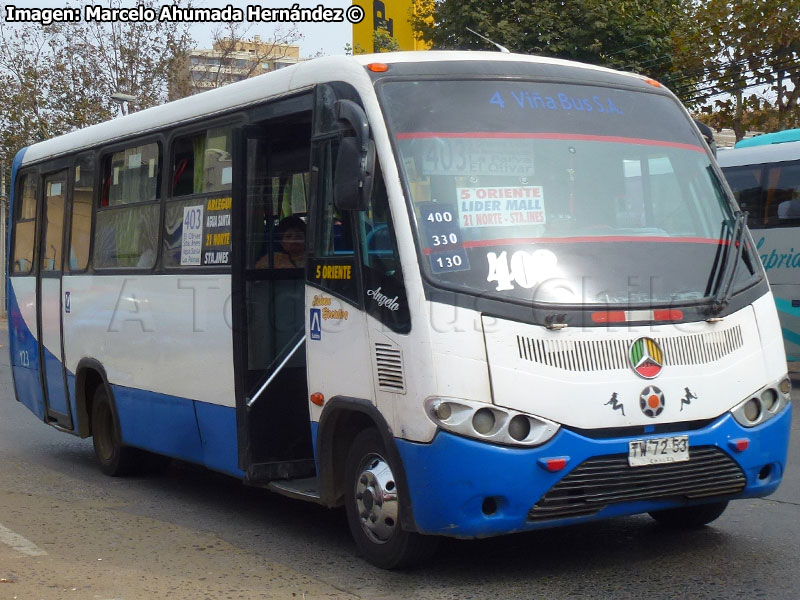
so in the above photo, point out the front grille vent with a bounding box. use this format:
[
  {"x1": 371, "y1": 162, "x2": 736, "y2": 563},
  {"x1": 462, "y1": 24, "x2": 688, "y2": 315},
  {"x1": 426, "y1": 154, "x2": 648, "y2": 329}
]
[
  {"x1": 374, "y1": 342, "x2": 405, "y2": 393},
  {"x1": 528, "y1": 446, "x2": 745, "y2": 522},
  {"x1": 516, "y1": 325, "x2": 742, "y2": 372}
]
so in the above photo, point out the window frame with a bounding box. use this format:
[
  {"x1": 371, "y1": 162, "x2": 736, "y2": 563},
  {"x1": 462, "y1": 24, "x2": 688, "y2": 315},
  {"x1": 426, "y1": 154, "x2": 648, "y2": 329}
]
[
  {"x1": 93, "y1": 137, "x2": 163, "y2": 272},
  {"x1": 163, "y1": 115, "x2": 242, "y2": 271},
  {"x1": 66, "y1": 151, "x2": 97, "y2": 274},
  {"x1": 10, "y1": 168, "x2": 40, "y2": 276}
]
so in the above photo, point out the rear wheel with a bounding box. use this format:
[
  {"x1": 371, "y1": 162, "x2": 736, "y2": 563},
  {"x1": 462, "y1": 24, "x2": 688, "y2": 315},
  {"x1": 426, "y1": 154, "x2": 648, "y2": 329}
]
[
  {"x1": 91, "y1": 386, "x2": 140, "y2": 476},
  {"x1": 649, "y1": 501, "x2": 729, "y2": 528},
  {"x1": 344, "y1": 429, "x2": 437, "y2": 569}
]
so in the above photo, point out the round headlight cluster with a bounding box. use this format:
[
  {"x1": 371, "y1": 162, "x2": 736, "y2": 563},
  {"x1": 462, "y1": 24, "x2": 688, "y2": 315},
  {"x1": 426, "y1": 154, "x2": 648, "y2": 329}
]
[
  {"x1": 472, "y1": 408, "x2": 496, "y2": 435},
  {"x1": 731, "y1": 380, "x2": 790, "y2": 428},
  {"x1": 424, "y1": 397, "x2": 560, "y2": 447},
  {"x1": 743, "y1": 398, "x2": 761, "y2": 422}
]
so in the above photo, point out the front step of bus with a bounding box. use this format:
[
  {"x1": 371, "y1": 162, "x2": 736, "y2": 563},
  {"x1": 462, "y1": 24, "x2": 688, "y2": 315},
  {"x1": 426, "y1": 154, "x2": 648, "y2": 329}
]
[{"x1": 267, "y1": 477, "x2": 322, "y2": 503}]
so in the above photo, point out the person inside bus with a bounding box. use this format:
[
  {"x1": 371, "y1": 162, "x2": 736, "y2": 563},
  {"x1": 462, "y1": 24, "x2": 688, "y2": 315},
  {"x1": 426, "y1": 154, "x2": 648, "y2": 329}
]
[{"x1": 255, "y1": 215, "x2": 306, "y2": 268}]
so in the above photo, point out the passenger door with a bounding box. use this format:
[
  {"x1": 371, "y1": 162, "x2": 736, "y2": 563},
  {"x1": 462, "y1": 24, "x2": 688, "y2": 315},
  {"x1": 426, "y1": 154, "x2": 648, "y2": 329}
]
[
  {"x1": 37, "y1": 170, "x2": 72, "y2": 429},
  {"x1": 232, "y1": 108, "x2": 316, "y2": 481}
]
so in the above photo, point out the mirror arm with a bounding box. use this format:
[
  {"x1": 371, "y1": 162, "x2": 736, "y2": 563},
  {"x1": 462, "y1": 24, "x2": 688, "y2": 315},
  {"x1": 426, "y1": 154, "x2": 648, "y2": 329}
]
[{"x1": 335, "y1": 99, "x2": 370, "y2": 154}]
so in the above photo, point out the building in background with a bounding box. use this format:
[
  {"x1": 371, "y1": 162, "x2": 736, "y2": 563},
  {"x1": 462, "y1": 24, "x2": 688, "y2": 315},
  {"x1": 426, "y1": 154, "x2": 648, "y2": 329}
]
[
  {"x1": 715, "y1": 129, "x2": 763, "y2": 149},
  {"x1": 178, "y1": 36, "x2": 302, "y2": 95}
]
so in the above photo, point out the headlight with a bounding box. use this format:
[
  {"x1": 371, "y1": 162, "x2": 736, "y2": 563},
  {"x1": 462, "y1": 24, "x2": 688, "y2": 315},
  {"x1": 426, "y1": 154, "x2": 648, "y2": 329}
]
[
  {"x1": 731, "y1": 378, "x2": 790, "y2": 427},
  {"x1": 425, "y1": 397, "x2": 560, "y2": 447}
]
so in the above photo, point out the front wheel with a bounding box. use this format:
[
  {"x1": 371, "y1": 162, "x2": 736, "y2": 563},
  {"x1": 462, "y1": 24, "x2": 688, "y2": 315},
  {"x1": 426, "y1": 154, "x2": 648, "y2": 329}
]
[
  {"x1": 648, "y1": 501, "x2": 729, "y2": 529},
  {"x1": 344, "y1": 429, "x2": 437, "y2": 569}
]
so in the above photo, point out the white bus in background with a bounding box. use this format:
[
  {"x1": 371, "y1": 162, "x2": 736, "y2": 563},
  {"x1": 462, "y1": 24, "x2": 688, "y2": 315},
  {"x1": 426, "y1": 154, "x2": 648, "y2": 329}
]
[
  {"x1": 6, "y1": 52, "x2": 792, "y2": 568},
  {"x1": 718, "y1": 131, "x2": 800, "y2": 361}
]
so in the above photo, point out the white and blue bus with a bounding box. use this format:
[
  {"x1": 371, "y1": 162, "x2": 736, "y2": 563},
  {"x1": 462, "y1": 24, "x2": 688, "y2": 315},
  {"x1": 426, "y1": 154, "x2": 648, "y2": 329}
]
[
  {"x1": 5, "y1": 52, "x2": 792, "y2": 568},
  {"x1": 718, "y1": 131, "x2": 800, "y2": 361}
]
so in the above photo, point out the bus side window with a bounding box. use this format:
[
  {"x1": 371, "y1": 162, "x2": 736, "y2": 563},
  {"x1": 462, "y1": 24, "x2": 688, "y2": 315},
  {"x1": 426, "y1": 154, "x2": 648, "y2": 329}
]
[
  {"x1": 358, "y1": 166, "x2": 411, "y2": 333},
  {"x1": 69, "y1": 154, "x2": 94, "y2": 271},
  {"x1": 41, "y1": 176, "x2": 66, "y2": 272},
  {"x1": 164, "y1": 127, "x2": 234, "y2": 268},
  {"x1": 94, "y1": 142, "x2": 160, "y2": 269},
  {"x1": 767, "y1": 161, "x2": 800, "y2": 226},
  {"x1": 309, "y1": 138, "x2": 359, "y2": 303},
  {"x1": 11, "y1": 173, "x2": 37, "y2": 274},
  {"x1": 722, "y1": 165, "x2": 764, "y2": 227}
]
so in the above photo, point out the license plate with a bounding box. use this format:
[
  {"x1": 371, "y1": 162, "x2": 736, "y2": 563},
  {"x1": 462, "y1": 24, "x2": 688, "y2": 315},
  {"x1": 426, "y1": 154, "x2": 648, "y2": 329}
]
[{"x1": 628, "y1": 435, "x2": 689, "y2": 467}]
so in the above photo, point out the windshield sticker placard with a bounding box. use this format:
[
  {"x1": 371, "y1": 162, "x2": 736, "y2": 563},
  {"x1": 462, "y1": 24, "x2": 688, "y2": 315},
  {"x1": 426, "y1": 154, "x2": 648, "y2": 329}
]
[
  {"x1": 458, "y1": 186, "x2": 545, "y2": 228},
  {"x1": 418, "y1": 202, "x2": 471, "y2": 274},
  {"x1": 420, "y1": 138, "x2": 535, "y2": 177},
  {"x1": 203, "y1": 196, "x2": 232, "y2": 265},
  {"x1": 180, "y1": 205, "x2": 204, "y2": 266}
]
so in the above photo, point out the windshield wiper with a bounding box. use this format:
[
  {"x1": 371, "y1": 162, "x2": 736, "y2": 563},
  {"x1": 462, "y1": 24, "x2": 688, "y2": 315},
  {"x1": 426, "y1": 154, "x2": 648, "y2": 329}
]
[{"x1": 708, "y1": 211, "x2": 748, "y2": 315}]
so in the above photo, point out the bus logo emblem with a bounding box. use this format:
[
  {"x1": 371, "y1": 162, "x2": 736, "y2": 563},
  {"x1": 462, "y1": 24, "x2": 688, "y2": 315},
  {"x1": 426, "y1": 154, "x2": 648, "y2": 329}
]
[
  {"x1": 629, "y1": 337, "x2": 663, "y2": 379},
  {"x1": 310, "y1": 308, "x2": 322, "y2": 341},
  {"x1": 640, "y1": 385, "x2": 665, "y2": 418}
]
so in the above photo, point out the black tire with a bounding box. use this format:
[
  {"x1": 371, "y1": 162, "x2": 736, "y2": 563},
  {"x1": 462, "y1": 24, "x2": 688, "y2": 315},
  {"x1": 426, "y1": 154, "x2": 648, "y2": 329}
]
[
  {"x1": 649, "y1": 501, "x2": 729, "y2": 529},
  {"x1": 91, "y1": 385, "x2": 141, "y2": 476},
  {"x1": 344, "y1": 429, "x2": 438, "y2": 569}
]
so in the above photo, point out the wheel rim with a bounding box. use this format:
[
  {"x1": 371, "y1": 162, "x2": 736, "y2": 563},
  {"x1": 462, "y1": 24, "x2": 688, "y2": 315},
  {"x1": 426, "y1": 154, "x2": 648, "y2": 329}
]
[
  {"x1": 353, "y1": 452, "x2": 398, "y2": 544},
  {"x1": 94, "y1": 402, "x2": 115, "y2": 462}
]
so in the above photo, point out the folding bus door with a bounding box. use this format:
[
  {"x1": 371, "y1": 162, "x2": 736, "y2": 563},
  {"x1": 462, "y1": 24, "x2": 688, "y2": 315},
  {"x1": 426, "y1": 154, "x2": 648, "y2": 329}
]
[
  {"x1": 232, "y1": 114, "x2": 315, "y2": 482},
  {"x1": 37, "y1": 170, "x2": 72, "y2": 429}
]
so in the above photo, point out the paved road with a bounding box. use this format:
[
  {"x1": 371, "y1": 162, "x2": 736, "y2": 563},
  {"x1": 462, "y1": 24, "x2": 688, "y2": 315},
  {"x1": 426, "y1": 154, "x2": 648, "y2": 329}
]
[{"x1": 2, "y1": 317, "x2": 800, "y2": 599}]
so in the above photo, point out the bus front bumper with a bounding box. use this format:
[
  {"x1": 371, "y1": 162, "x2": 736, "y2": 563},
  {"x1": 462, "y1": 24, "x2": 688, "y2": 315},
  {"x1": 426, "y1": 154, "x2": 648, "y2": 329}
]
[{"x1": 395, "y1": 404, "x2": 791, "y2": 538}]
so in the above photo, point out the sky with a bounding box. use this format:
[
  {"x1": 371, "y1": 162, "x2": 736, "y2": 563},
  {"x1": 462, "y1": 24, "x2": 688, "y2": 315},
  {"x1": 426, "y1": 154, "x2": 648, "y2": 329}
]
[{"x1": 5, "y1": 0, "x2": 355, "y2": 57}]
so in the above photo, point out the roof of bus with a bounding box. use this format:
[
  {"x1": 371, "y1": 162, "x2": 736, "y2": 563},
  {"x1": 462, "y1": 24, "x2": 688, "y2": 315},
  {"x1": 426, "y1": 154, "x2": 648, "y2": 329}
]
[
  {"x1": 734, "y1": 128, "x2": 800, "y2": 148},
  {"x1": 18, "y1": 51, "x2": 650, "y2": 167},
  {"x1": 717, "y1": 139, "x2": 800, "y2": 168}
]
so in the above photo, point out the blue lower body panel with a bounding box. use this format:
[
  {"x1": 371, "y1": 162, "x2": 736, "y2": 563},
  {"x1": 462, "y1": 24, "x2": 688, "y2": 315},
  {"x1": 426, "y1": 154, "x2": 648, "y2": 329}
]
[
  {"x1": 112, "y1": 384, "x2": 243, "y2": 478},
  {"x1": 396, "y1": 405, "x2": 791, "y2": 538}
]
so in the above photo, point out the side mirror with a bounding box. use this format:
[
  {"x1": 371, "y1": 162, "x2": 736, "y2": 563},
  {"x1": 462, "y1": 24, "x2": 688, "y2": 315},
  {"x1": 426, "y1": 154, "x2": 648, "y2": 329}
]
[
  {"x1": 333, "y1": 99, "x2": 375, "y2": 211},
  {"x1": 693, "y1": 119, "x2": 717, "y2": 157}
]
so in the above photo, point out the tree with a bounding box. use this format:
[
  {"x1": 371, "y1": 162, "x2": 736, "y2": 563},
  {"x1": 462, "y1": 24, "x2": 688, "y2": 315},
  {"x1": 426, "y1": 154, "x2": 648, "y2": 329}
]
[
  {"x1": 674, "y1": 0, "x2": 800, "y2": 139},
  {"x1": 412, "y1": 0, "x2": 694, "y2": 83},
  {"x1": 67, "y1": 0, "x2": 193, "y2": 113},
  {"x1": 345, "y1": 30, "x2": 402, "y2": 55},
  {"x1": 0, "y1": 0, "x2": 193, "y2": 177},
  {"x1": 184, "y1": 21, "x2": 303, "y2": 94}
]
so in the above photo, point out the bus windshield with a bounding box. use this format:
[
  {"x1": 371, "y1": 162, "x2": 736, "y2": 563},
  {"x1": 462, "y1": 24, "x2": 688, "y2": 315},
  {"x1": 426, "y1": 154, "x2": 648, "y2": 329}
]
[{"x1": 380, "y1": 79, "x2": 758, "y2": 306}]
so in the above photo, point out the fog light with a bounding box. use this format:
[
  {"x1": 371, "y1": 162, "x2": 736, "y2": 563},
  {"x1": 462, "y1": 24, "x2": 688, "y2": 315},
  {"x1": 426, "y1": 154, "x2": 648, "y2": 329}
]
[
  {"x1": 761, "y1": 388, "x2": 778, "y2": 411},
  {"x1": 779, "y1": 377, "x2": 792, "y2": 396},
  {"x1": 434, "y1": 401, "x2": 452, "y2": 421},
  {"x1": 743, "y1": 398, "x2": 761, "y2": 423},
  {"x1": 508, "y1": 415, "x2": 531, "y2": 441},
  {"x1": 473, "y1": 408, "x2": 495, "y2": 435}
]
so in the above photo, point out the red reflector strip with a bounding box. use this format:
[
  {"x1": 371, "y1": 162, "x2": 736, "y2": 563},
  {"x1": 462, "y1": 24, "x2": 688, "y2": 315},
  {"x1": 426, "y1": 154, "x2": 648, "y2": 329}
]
[
  {"x1": 592, "y1": 311, "x2": 626, "y2": 323},
  {"x1": 728, "y1": 438, "x2": 749, "y2": 452},
  {"x1": 653, "y1": 309, "x2": 684, "y2": 321},
  {"x1": 538, "y1": 457, "x2": 569, "y2": 472},
  {"x1": 592, "y1": 309, "x2": 684, "y2": 323}
]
